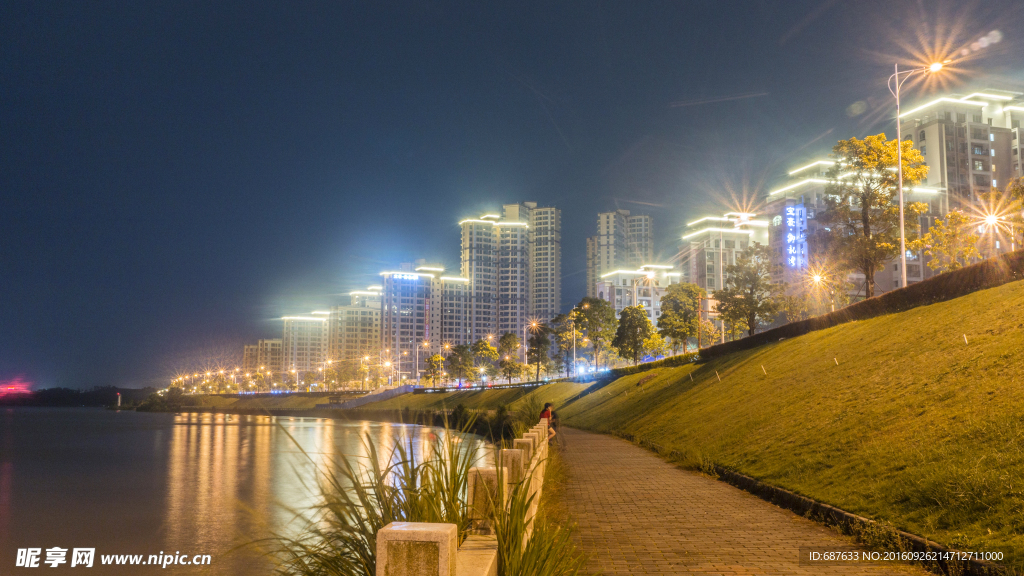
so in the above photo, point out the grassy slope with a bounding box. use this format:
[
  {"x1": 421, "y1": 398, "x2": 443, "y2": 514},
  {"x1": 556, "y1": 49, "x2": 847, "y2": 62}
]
[
  {"x1": 560, "y1": 280, "x2": 1024, "y2": 565},
  {"x1": 359, "y1": 381, "x2": 586, "y2": 412}
]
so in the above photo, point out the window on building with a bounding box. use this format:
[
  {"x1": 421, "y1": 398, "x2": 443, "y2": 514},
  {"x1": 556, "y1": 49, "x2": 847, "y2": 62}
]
[
  {"x1": 974, "y1": 159, "x2": 986, "y2": 171},
  {"x1": 972, "y1": 114, "x2": 983, "y2": 123},
  {"x1": 920, "y1": 145, "x2": 926, "y2": 155},
  {"x1": 919, "y1": 130, "x2": 925, "y2": 141},
  {"x1": 957, "y1": 113, "x2": 966, "y2": 123}
]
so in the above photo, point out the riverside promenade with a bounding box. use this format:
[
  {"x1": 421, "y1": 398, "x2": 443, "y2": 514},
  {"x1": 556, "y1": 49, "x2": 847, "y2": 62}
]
[{"x1": 559, "y1": 427, "x2": 923, "y2": 575}]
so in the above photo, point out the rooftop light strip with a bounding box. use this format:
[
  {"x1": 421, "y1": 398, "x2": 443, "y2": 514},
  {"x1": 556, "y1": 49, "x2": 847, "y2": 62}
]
[
  {"x1": 1005, "y1": 106, "x2": 1024, "y2": 112},
  {"x1": 787, "y1": 160, "x2": 835, "y2": 175},
  {"x1": 682, "y1": 228, "x2": 755, "y2": 239},
  {"x1": 378, "y1": 271, "x2": 435, "y2": 278},
  {"x1": 282, "y1": 316, "x2": 328, "y2": 321},
  {"x1": 439, "y1": 276, "x2": 470, "y2": 282},
  {"x1": 414, "y1": 266, "x2": 444, "y2": 272},
  {"x1": 640, "y1": 264, "x2": 674, "y2": 269},
  {"x1": 685, "y1": 216, "x2": 731, "y2": 226},
  {"x1": 899, "y1": 98, "x2": 987, "y2": 118},
  {"x1": 960, "y1": 93, "x2": 1014, "y2": 101}
]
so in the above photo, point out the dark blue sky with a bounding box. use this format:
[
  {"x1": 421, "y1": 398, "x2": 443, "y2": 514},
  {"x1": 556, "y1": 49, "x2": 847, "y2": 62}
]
[{"x1": 2, "y1": 1, "x2": 1021, "y2": 388}]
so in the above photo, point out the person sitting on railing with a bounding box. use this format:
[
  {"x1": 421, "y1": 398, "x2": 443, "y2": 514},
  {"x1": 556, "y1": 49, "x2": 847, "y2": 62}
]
[{"x1": 539, "y1": 403, "x2": 556, "y2": 444}]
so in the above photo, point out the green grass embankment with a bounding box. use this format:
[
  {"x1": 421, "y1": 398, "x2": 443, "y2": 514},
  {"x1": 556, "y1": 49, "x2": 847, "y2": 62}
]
[
  {"x1": 360, "y1": 381, "x2": 586, "y2": 413},
  {"x1": 559, "y1": 280, "x2": 1024, "y2": 567}
]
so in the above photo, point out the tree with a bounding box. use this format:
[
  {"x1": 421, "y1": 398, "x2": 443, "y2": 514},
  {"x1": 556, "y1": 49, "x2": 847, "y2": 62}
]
[
  {"x1": 907, "y1": 209, "x2": 980, "y2": 273},
  {"x1": 498, "y1": 355, "x2": 524, "y2": 385},
  {"x1": 471, "y1": 339, "x2": 499, "y2": 365},
  {"x1": 445, "y1": 344, "x2": 475, "y2": 385},
  {"x1": 424, "y1": 354, "x2": 445, "y2": 386},
  {"x1": 643, "y1": 333, "x2": 669, "y2": 359},
  {"x1": 549, "y1": 313, "x2": 581, "y2": 376},
  {"x1": 817, "y1": 134, "x2": 929, "y2": 297},
  {"x1": 526, "y1": 329, "x2": 551, "y2": 382},
  {"x1": 612, "y1": 305, "x2": 655, "y2": 365},
  {"x1": 698, "y1": 318, "x2": 721, "y2": 345},
  {"x1": 656, "y1": 282, "x2": 706, "y2": 353},
  {"x1": 713, "y1": 244, "x2": 785, "y2": 337},
  {"x1": 576, "y1": 297, "x2": 617, "y2": 370},
  {"x1": 497, "y1": 332, "x2": 520, "y2": 362}
]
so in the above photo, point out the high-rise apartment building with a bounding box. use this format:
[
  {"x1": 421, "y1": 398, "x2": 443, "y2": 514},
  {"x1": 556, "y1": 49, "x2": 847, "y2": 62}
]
[
  {"x1": 282, "y1": 313, "x2": 328, "y2": 374},
  {"x1": 327, "y1": 286, "x2": 382, "y2": 365},
  {"x1": 586, "y1": 210, "x2": 653, "y2": 297},
  {"x1": 899, "y1": 89, "x2": 1023, "y2": 210},
  {"x1": 379, "y1": 262, "x2": 471, "y2": 381},
  {"x1": 460, "y1": 202, "x2": 562, "y2": 341},
  {"x1": 528, "y1": 205, "x2": 561, "y2": 323},
  {"x1": 256, "y1": 338, "x2": 283, "y2": 374},
  {"x1": 242, "y1": 344, "x2": 258, "y2": 374}
]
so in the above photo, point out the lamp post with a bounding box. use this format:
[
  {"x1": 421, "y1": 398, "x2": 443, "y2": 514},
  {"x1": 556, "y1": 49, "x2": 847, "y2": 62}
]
[
  {"x1": 888, "y1": 60, "x2": 945, "y2": 289},
  {"x1": 522, "y1": 321, "x2": 539, "y2": 364},
  {"x1": 416, "y1": 341, "x2": 429, "y2": 385}
]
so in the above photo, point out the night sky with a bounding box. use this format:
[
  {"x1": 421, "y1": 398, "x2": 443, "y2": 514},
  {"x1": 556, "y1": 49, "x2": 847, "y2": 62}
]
[{"x1": 2, "y1": 1, "x2": 1021, "y2": 389}]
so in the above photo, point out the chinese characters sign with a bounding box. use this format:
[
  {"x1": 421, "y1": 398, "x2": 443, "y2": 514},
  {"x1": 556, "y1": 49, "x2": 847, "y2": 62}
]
[{"x1": 784, "y1": 204, "x2": 807, "y2": 269}]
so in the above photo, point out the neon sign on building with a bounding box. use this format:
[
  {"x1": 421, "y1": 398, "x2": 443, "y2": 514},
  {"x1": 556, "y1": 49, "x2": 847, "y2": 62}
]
[{"x1": 785, "y1": 205, "x2": 808, "y2": 269}]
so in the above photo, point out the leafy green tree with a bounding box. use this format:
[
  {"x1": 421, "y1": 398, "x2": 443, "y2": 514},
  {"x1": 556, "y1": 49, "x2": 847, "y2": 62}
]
[
  {"x1": 471, "y1": 338, "x2": 499, "y2": 367},
  {"x1": 498, "y1": 355, "x2": 524, "y2": 385},
  {"x1": 497, "y1": 332, "x2": 521, "y2": 362},
  {"x1": 909, "y1": 209, "x2": 980, "y2": 273},
  {"x1": 656, "y1": 283, "x2": 706, "y2": 353},
  {"x1": 698, "y1": 318, "x2": 721, "y2": 346},
  {"x1": 643, "y1": 333, "x2": 669, "y2": 358},
  {"x1": 424, "y1": 354, "x2": 445, "y2": 386},
  {"x1": 818, "y1": 134, "x2": 930, "y2": 297},
  {"x1": 576, "y1": 297, "x2": 617, "y2": 370},
  {"x1": 612, "y1": 305, "x2": 655, "y2": 365},
  {"x1": 526, "y1": 329, "x2": 551, "y2": 382},
  {"x1": 445, "y1": 344, "x2": 475, "y2": 385},
  {"x1": 714, "y1": 244, "x2": 785, "y2": 337}
]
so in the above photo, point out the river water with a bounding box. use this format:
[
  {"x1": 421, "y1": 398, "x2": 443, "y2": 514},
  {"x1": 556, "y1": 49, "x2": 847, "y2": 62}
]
[{"x1": 0, "y1": 407, "x2": 490, "y2": 574}]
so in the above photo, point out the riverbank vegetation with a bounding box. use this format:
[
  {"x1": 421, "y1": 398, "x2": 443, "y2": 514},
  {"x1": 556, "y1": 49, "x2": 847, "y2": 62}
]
[
  {"x1": 260, "y1": 419, "x2": 584, "y2": 576},
  {"x1": 559, "y1": 279, "x2": 1024, "y2": 569}
]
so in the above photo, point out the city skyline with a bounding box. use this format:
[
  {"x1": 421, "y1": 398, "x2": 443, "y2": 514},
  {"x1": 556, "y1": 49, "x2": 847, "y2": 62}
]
[{"x1": 4, "y1": 2, "x2": 1023, "y2": 389}]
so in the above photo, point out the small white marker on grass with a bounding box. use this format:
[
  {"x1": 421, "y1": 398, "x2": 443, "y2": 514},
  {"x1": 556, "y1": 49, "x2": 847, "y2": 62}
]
[
  {"x1": 964, "y1": 334, "x2": 969, "y2": 345},
  {"x1": 761, "y1": 365, "x2": 767, "y2": 375},
  {"x1": 834, "y1": 358, "x2": 839, "y2": 366},
  {"x1": 715, "y1": 371, "x2": 721, "y2": 382}
]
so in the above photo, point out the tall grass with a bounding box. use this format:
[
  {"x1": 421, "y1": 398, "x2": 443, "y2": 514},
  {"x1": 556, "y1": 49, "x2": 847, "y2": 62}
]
[
  {"x1": 491, "y1": 462, "x2": 586, "y2": 576},
  {"x1": 262, "y1": 423, "x2": 477, "y2": 576},
  {"x1": 261, "y1": 416, "x2": 584, "y2": 576}
]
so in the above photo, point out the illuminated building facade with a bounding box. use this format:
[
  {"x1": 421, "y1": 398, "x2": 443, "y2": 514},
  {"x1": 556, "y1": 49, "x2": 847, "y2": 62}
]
[
  {"x1": 586, "y1": 210, "x2": 654, "y2": 297},
  {"x1": 593, "y1": 264, "x2": 680, "y2": 327},
  {"x1": 680, "y1": 213, "x2": 770, "y2": 293},
  {"x1": 327, "y1": 286, "x2": 382, "y2": 366},
  {"x1": 379, "y1": 262, "x2": 471, "y2": 381},
  {"x1": 460, "y1": 202, "x2": 562, "y2": 342},
  {"x1": 282, "y1": 314, "x2": 328, "y2": 374},
  {"x1": 256, "y1": 338, "x2": 283, "y2": 375}
]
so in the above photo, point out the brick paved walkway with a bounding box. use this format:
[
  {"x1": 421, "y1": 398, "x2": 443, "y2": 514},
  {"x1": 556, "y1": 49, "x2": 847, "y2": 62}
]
[{"x1": 559, "y1": 427, "x2": 923, "y2": 575}]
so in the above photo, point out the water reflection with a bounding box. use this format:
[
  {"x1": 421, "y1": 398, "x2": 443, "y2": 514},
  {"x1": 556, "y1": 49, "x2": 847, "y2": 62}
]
[{"x1": 1, "y1": 409, "x2": 489, "y2": 575}]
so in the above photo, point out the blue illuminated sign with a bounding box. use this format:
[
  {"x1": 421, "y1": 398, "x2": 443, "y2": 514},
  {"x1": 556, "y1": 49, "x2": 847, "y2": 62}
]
[{"x1": 784, "y1": 204, "x2": 808, "y2": 269}]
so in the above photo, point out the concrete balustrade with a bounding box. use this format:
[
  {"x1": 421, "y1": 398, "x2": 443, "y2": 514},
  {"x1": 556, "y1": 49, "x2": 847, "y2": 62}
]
[
  {"x1": 376, "y1": 522, "x2": 458, "y2": 576},
  {"x1": 376, "y1": 418, "x2": 550, "y2": 576}
]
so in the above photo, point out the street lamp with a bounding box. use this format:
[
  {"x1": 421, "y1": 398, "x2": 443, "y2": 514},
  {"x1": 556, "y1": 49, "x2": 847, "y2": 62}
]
[
  {"x1": 888, "y1": 60, "x2": 946, "y2": 289},
  {"x1": 523, "y1": 320, "x2": 539, "y2": 363},
  {"x1": 811, "y1": 273, "x2": 836, "y2": 313}
]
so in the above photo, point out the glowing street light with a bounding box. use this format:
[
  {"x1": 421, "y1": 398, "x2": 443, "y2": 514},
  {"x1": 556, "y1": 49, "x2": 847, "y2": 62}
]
[{"x1": 889, "y1": 60, "x2": 947, "y2": 289}]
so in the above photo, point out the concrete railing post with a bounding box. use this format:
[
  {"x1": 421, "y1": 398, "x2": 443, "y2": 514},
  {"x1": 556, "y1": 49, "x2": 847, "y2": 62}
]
[
  {"x1": 467, "y1": 466, "x2": 509, "y2": 533},
  {"x1": 513, "y1": 438, "x2": 533, "y2": 463},
  {"x1": 498, "y1": 448, "x2": 525, "y2": 484},
  {"x1": 376, "y1": 522, "x2": 457, "y2": 576}
]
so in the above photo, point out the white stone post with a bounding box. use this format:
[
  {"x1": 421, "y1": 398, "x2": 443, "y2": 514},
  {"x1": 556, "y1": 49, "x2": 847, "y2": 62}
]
[{"x1": 376, "y1": 522, "x2": 457, "y2": 576}]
